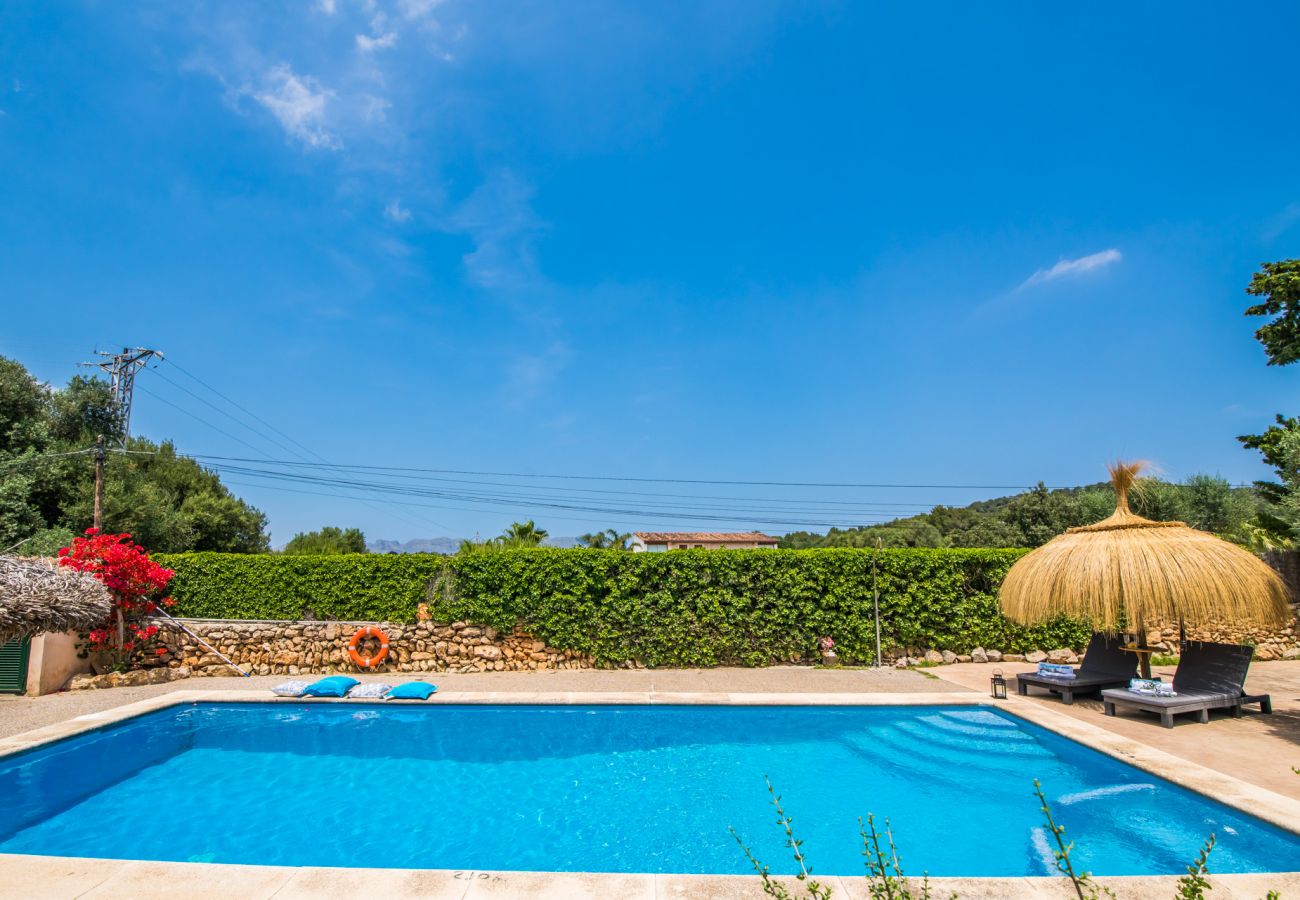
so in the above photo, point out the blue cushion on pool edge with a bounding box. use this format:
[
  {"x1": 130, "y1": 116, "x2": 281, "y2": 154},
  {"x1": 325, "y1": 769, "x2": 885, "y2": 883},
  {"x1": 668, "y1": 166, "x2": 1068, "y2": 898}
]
[
  {"x1": 385, "y1": 682, "x2": 438, "y2": 700},
  {"x1": 302, "y1": 675, "x2": 360, "y2": 698}
]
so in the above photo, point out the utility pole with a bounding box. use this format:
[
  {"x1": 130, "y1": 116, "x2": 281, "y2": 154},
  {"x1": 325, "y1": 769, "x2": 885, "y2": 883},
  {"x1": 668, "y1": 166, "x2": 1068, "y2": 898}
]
[
  {"x1": 81, "y1": 347, "x2": 165, "y2": 448},
  {"x1": 80, "y1": 347, "x2": 163, "y2": 534},
  {"x1": 92, "y1": 435, "x2": 106, "y2": 531}
]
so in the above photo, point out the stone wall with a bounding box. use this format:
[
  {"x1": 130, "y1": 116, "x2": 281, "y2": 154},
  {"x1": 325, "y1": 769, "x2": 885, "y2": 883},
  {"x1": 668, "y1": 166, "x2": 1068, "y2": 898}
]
[
  {"x1": 154, "y1": 619, "x2": 596, "y2": 677},
  {"x1": 146, "y1": 606, "x2": 1300, "y2": 679}
]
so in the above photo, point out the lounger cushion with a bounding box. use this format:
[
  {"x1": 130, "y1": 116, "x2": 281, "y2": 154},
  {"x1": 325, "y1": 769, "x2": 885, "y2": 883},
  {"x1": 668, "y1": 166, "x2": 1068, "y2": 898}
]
[
  {"x1": 270, "y1": 680, "x2": 311, "y2": 697},
  {"x1": 386, "y1": 681, "x2": 438, "y2": 700},
  {"x1": 346, "y1": 682, "x2": 392, "y2": 699},
  {"x1": 1018, "y1": 671, "x2": 1128, "y2": 689},
  {"x1": 1102, "y1": 688, "x2": 1234, "y2": 708},
  {"x1": 302, "y1": 675, "x2": 360, "y2": 697}
]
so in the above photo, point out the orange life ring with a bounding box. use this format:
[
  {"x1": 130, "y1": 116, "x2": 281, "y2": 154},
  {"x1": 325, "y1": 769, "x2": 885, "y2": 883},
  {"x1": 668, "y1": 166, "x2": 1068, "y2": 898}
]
[{"x1": 348, "y1": 625, "x2": 390, "y2": 669}]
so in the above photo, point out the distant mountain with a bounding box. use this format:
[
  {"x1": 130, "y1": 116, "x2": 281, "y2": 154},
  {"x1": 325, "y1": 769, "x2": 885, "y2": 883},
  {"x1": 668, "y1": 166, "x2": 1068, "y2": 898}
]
[
  {"x1": 368, "y1": 536, "x2": 583, "y2": 554},
  {"x1": 367, "y1": 537, "x2": 461, "y2": 555},
  {"x1": 542, "y1": 536, "x2": 582, "y2": 549}
]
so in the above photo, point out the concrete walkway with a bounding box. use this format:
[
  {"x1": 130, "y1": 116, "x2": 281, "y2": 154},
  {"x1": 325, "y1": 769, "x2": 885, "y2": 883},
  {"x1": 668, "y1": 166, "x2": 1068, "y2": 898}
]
[
  {"x1": 0, "y1": 665, "x2": 950, "y2": 739},
  {"x1": 930, "y1": 659, "x2": 1300, "y2": 801},
  {"x1": 2, "y1": 664, "x2": 1299, "y2": 899}
]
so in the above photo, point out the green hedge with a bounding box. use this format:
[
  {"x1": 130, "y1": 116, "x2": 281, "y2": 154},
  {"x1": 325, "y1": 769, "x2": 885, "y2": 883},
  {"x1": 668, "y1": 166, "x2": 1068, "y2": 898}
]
[
  {"x1": 154, "y1": 552, "x2": 446, "y2": 623},
  {"x1": 156, "y1": 548, "x2": 1090, "y2": 667}
]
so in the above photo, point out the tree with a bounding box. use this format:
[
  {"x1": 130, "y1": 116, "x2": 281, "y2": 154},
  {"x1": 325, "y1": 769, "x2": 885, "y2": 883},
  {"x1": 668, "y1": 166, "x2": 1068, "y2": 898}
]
[
  {"x1": 501, "y1": 520, "x2": 547, "y2": 546},
  {"x1": 1237, "y1": 261, "x2": 1300, "y2": 545},
  {"x1": 1244, "y1": 259, "x2": 1300, "y2": 366},
  {"x1": 282, "y1": 526, "x2": 367, "y2": 555},
  {"x1": 779, "y1": 476, "x2": 1255, "y2": 549},
  {"x1": 999, "y1": 483, "x2": 1089, "y2": 547},
  {"x1": 580, "y1": 528, "x2": 632, "y2": 549},
  {"x1": 0, "y1": 354, "x2": 271, "y2": 553}
]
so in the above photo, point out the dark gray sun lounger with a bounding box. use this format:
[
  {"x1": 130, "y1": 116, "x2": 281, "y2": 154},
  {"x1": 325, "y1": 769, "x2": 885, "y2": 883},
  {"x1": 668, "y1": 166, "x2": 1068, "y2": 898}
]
[
  {"x1": 1014, "y1": 633, "x2": 1137, "y2": 705},
  {"x1": 1101, "y1": 641, "x2": 1272, "y2": 728}
]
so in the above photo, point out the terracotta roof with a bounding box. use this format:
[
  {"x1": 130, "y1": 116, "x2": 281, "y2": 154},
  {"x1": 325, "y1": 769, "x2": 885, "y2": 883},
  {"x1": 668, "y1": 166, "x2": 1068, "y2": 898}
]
[{"x1": 633, "y1": 532, "x2": 778, "y2": 544}]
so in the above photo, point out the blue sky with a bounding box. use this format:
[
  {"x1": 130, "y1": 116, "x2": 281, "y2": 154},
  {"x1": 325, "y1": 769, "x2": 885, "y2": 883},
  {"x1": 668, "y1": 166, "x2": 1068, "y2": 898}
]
[{"x1": 2, "y1": 1, "x2": 1298, "y2": 545}]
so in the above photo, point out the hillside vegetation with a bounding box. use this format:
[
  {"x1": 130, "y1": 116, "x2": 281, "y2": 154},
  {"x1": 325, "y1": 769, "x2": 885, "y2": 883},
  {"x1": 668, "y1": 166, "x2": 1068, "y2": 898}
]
[{"x1": 780, "y1": 477, "x2": 1259, "y2": 549}]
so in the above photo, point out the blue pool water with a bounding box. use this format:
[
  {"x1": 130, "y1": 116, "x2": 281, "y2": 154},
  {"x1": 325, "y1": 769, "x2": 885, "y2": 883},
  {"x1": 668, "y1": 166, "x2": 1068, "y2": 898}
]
[{"x1": 1, "y1": 703, "x2": 1297, "y2": 875}]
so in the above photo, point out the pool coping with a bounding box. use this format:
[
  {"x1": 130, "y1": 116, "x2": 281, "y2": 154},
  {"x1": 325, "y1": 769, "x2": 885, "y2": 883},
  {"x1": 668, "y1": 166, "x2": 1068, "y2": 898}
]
[{"x1": 2, "y1": 689, "x2": 1298, "y2": 898}]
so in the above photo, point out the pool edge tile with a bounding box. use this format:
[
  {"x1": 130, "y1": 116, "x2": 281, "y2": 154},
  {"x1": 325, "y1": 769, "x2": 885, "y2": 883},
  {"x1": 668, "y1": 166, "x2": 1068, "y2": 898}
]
[
  {"x1": 460, "y1": 869, "x2": 656, "y2": 899},
  {"x1": 0, "y1": 852, "x2": 127, "y2": 898},
  {"x1": 77, "y1": 859, "x2": 294, "y2": 900},
  {"x1": 655, "y1": 873, "x2": 849, "y2": 899},
  {"x1": 275, "y1": 865, "x2": 470, "y2": 899}
]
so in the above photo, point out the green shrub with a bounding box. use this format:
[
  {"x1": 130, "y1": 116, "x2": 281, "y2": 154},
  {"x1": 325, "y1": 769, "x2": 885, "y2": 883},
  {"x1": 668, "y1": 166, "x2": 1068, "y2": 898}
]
[{"x1": 156, "y1": 548, "x2": 1090, "y2": 667}]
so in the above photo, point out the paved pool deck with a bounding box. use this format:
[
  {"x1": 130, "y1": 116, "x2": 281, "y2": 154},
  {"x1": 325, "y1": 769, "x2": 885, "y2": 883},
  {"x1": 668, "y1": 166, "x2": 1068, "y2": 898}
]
[
  {"x1": 2, "y1": 663, "x2": 1299, "y2": 898},
  {"x1": 0, "y1": 665, "x2": 948, "y2": 740}
]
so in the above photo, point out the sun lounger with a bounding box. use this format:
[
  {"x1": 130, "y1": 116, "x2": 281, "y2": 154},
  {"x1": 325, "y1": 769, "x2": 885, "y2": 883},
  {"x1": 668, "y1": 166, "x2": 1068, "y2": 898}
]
[
  {"x1": 1014, "y1": 633, "x2": 1136, "y2": 704},
  {"x1": 1101, "y1": 641, "x2": 1272, "y2": 728}
]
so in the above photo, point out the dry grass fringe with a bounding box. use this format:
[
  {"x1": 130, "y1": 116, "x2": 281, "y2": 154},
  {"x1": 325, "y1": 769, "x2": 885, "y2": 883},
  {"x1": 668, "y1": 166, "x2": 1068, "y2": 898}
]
[{"x1": 0, "y1": 556, "x2": 113, "y2": 644}]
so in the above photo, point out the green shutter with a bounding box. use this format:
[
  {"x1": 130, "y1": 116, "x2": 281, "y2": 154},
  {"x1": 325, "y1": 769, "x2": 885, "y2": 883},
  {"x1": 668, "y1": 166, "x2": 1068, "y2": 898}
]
[{"x1": 0, "y1": 639, "x2": 30, "y2": 694}]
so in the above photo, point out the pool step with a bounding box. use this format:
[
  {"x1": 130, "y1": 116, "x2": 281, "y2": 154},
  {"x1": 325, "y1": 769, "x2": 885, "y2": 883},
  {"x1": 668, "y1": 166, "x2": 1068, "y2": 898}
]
[
  {"x1": 842, "y1": 722, "x2": 1050, "y2": 785},
  {"x1": 890, "y1": 719, "x2": 1052, "y2": 757},
  {"x1": 915, "y1": 713, "x2": 1038, "y2": 741}
]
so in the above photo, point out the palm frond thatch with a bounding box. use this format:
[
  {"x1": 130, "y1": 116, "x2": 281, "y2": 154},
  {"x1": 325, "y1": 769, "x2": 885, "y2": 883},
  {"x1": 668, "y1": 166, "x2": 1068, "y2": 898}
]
[
  {"x1": 999, "y1": 461, "x2": 1292, "y2": 629},
  {"x1": 0, "y1": 556, "x2": 114, "y2": 645}
]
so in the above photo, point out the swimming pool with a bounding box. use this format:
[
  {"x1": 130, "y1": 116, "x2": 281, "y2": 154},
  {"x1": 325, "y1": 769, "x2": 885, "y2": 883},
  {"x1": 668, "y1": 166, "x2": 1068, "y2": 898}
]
[{"x1": 1, "y1": 702, "x2": 1297, "y2": 875}]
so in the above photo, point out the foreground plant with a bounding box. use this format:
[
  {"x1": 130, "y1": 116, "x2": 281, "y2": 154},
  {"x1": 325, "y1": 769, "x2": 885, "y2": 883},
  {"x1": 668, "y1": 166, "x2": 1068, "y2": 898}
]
[
  {"x1": 1173, "y1": 834, "x2": 1215, "y2": 900},
  {"x1": 1033, "y1": 779, "x2": 1114, "y2": 900},
  {"x1": 737, "y1": 780, "x2": 1245, "y2": 900},
  {"x1": 858, "y1": 812, "x2": 943, "y2": 900},
  {"x1": 730, "y1": 778, "x2": 834, "y2": 900}
]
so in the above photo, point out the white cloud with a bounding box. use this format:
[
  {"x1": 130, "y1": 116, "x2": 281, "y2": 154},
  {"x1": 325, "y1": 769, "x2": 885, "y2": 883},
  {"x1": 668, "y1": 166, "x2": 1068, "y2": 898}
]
[
  {"x1": 385, "y1": 199, "x2": 413, "y2": 223},
  {"x1": 446, "y1": 170, "x2": 545, "y2": 291},
  {"x1": 399, "y1": 0, "x2": 445, "y2": 20},
  {"x1": 315, "y1": 0, "x2": 336, "y2": 14},
  {"x1": 251, "y1": 64, "x2": 340, "y2": 149},
  {"x1": 356, "y1": 31, "x2": 398, "y2": 52},
  {"x1": 1264, "y1": 203, "x2": 1300, "y2": 241},
  {"x1": 1019, "y1": 248, "x2": 1122, "y2": 290},
  {"x1": 504, "y1": 341, "x2": 570, "y2": 403}
]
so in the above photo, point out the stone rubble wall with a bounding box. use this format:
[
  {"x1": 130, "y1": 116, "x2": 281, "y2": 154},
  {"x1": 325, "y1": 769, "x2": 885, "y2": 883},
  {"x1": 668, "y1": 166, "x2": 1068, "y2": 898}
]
[
  {"x1": 153, "y1": 619, "x2": 597, "y2": 677},
  {"x1": 1165, "y1": 612, "x2": 1299, "y2": 660},
  {"x1": 66, "y1": 606, "x2": 1300, "y2": 688}
]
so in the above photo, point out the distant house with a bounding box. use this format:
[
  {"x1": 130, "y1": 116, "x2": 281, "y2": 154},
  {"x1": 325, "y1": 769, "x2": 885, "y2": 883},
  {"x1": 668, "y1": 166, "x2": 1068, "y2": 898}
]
[{"x1": 630, "y1": 531, "x2": 780, "y2": 552}]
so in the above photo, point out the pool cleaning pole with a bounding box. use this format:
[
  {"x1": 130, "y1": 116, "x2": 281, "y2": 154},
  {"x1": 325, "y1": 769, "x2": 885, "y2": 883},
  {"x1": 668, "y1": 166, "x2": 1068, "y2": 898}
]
[
  {"x1": 152, "y1": 607, "x2": 251, "y2": 677},
  {"x1": 872, "y1": 538, "x2": 882, "y2": 668}
]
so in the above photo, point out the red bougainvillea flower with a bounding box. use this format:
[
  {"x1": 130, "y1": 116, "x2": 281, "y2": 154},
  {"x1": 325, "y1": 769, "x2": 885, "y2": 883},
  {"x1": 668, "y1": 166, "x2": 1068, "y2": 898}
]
[
  {"x1": 59, "y1": 529, "x2": 174, "y2": 669},
  {"x1": 155, "y1": 647, "x2": 169, "y2": 656}
]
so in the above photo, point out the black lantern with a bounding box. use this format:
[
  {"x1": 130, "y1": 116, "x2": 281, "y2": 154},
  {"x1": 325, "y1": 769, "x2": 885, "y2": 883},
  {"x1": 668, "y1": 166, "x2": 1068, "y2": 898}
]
[{"x1": 990, "y1": 668, "x2": 1007, "y2": 700}]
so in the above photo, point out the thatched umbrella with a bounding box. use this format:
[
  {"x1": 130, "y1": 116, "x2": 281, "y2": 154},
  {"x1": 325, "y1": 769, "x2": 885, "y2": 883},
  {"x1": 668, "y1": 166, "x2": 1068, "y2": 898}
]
[
  {"x1": 999, "y1": 461, "x2": 1293, "y2": 676},
  {"x1": 0, "y1": 556, "x2": 114, "y2": 645}
]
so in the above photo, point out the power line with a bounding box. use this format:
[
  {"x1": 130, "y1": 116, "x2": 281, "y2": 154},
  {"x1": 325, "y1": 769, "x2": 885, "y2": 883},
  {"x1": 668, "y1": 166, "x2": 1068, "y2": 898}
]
[
  {"x1": 0, "y1": 447, "x2": 96, "y2": 470},
  {"x1": 149, "y1": 367, "x2": 310, "y2": 463},
  {"x1": 139, "y1": 363, "x2": 452, "y2": 533},
  {"x1": 135, "y1": 386, "x2": 275, "y2": 459},
  {"x1": 162, "y1": 358, "x2": 328, "y2": 463},
  {"x1": 169, "y1": 453, "x2": 1049, "y2": 491},
  {"x1": 204, "y1": 463, "x2": 912, "y2": 528}
]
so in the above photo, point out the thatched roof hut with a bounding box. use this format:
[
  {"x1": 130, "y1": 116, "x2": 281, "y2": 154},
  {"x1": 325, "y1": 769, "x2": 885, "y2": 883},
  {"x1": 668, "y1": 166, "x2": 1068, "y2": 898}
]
[
  {"x1": 0, "y1": 556, "x2": 113, "y2": 645},
  {"x1": 1000, "y1": 462, "x2": 1292, "y2": 635}
]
